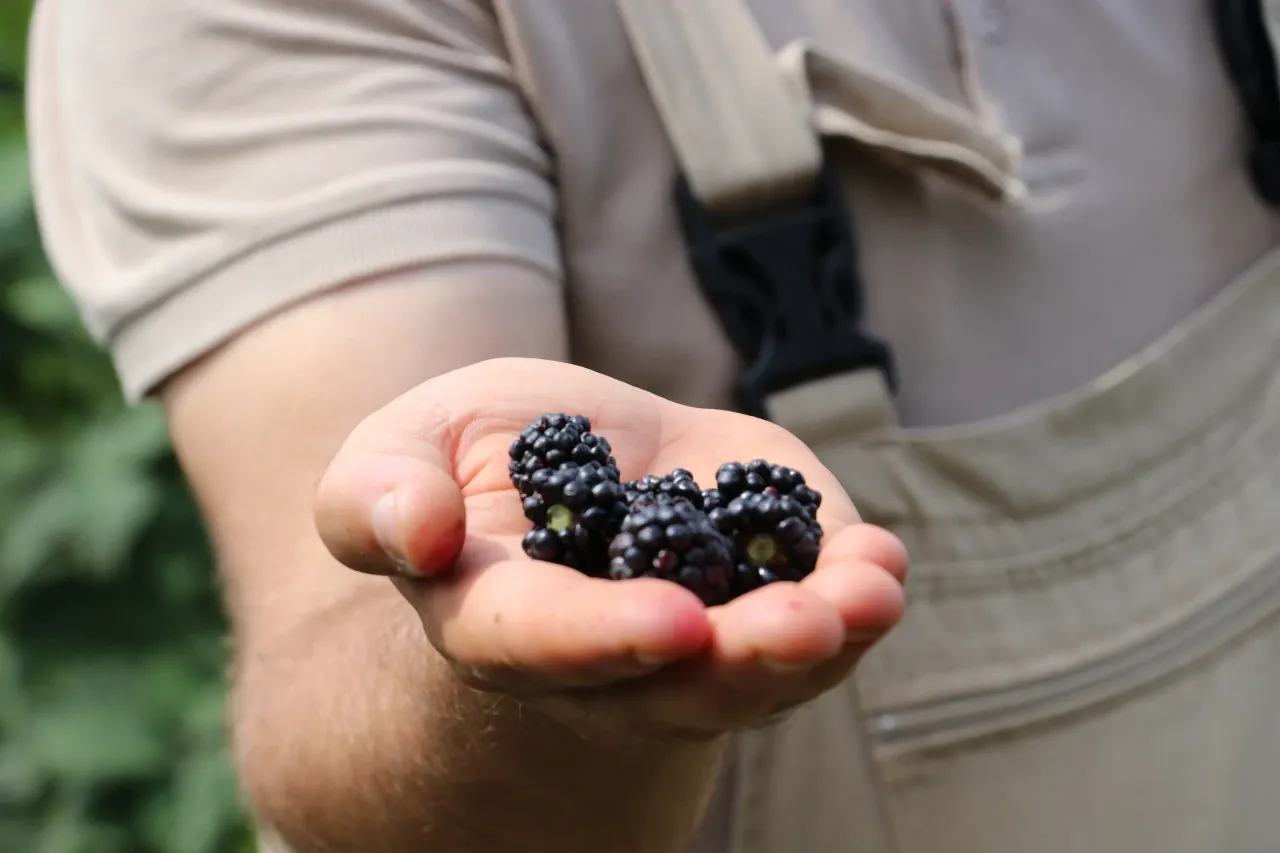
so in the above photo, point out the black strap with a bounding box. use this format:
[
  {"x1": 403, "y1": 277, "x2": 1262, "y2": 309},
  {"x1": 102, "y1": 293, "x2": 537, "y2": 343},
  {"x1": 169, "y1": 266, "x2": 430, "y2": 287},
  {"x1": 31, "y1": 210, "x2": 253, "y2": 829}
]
[
  {"x1": 1211, "y1": 0, "x2": 1280, "y2": 206},
  {"x1": 674, "y1": 155, "x2": 896, "y2": 419}
]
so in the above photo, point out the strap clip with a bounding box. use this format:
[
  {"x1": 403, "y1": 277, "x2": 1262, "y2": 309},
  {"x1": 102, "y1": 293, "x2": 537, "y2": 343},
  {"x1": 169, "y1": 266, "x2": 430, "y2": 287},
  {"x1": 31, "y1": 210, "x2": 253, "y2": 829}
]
[{"x1": 675, "y1": 160, "x2": 897, "y2": 418}]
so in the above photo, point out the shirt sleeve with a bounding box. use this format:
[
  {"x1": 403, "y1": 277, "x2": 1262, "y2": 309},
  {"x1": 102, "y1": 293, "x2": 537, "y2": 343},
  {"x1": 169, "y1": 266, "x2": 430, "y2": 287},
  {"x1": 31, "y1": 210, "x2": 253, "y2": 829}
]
[{"x1": 26, "y1": 0, "x2": 561, "y2": 401}]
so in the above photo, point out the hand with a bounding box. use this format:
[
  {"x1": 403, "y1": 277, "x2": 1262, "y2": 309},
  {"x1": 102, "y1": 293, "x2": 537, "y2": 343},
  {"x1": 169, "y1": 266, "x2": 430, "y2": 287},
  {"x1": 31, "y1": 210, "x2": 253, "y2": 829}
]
[{"x1": 314, "y1": 357, "x2": 907, "y2": 740}]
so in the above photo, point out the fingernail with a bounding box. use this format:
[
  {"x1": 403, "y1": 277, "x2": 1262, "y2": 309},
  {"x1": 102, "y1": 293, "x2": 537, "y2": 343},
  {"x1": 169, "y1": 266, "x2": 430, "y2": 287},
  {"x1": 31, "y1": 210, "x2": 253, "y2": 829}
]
[{"x1": 372, "y1": 492, "x2": 420, "y2": 576}]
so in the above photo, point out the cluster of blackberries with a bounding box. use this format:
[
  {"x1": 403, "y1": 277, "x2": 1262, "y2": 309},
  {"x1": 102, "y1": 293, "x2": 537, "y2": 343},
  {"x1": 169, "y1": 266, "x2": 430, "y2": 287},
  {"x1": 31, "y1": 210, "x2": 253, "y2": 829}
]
[{"x1": 509, "y1": 414, "x2": 824, "y2": 606}]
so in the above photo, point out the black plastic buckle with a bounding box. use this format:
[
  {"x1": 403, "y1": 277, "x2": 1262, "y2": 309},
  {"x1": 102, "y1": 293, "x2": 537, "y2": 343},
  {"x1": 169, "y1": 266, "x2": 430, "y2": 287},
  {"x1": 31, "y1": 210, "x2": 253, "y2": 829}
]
[
  {"x1": 1210, "y1": 0, "x2": 1280, "y2": 207},
  {"x1": 675, "y1": 160, "x2": 896, "y2": 419}
]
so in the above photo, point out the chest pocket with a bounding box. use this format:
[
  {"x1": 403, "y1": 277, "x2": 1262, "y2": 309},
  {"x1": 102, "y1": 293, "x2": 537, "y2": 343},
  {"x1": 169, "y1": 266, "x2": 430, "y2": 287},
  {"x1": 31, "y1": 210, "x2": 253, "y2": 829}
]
[{"x1": 618, "y1": 2, "x2": 1280, "y2": 852}]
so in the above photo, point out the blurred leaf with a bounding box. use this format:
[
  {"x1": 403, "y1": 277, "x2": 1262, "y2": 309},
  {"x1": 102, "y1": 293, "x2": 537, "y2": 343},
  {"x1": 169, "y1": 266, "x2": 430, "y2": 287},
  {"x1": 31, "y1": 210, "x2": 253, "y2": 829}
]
[
  {"x1": 62, "y1": 408, "x2": 169, "y2": 576},
  {"x1": 0, "y1": 479, "x2": 71, "y2": 594},
  {"x1": 0, "y1": 632, "x2": 20, "y2": 707},
  {"x1": 0, "y1": 1, "x2": 33, "y2": 86},
  {"x1": 0, "y1": 408, "x2": 168, "y2": 592},
  {"x1": 145, "y1": 748, "x2": 243, "y2": 853},
  {"x1": 25, "y1": 700, "x2": 167, "y2": 785},
  {"x1": 0, "y1": 421, "x2": 45, "y2": 501},
  {"x1": 31, "y1": 790, "x2": 131, "y2": 853},
  {"x1": 7, "y1": 275, "x2": 80, "y2": 333},
  {"x1": 1, "y1": 5, "x2": 249, "y2": 849},
  {"x1": 0, "y1": 734, "x2": 43, "y2": 805},
  {"x1": 0, "y1": 131, "x2": 30, "y2": 238}
]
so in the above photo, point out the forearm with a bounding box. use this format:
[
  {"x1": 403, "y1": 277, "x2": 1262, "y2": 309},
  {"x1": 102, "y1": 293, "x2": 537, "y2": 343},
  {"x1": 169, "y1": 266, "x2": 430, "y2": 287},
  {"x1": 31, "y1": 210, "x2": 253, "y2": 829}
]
[{"x1": 232, "y1": 580, "x2": 726, "y2": 853}]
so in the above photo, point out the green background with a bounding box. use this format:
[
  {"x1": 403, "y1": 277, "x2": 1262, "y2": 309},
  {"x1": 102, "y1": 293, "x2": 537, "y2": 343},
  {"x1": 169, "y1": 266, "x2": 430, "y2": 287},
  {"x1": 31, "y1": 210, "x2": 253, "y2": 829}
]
[{"x1": 2, "y1": 4, "x2": 254, "y2": 850}]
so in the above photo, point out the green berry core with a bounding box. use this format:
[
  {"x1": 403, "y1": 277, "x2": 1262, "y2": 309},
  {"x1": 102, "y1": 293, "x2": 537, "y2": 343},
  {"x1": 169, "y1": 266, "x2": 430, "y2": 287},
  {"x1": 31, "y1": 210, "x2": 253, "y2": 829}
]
[
  {"x1": 546, "y1": 504, "x2": 575, "y2": 532},
  {"x1": 746, "y1": 533, "x2": 778, "y2": 566}
]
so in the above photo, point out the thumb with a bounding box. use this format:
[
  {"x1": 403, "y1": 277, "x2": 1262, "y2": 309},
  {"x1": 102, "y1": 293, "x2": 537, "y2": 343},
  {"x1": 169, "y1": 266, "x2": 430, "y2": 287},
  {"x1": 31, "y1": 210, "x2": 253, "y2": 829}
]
[{"x1": 314, "y1": 392, "x2": 466, "y2": 578}]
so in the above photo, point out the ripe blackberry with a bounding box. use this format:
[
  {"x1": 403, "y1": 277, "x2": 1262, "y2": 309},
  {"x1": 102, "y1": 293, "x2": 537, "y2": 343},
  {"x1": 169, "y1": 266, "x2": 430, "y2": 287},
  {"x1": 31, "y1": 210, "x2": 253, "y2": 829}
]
[
  {"x1": 708, "y1": 489, "x2": 824, "y2": 595},
  {"x1": 522, "y1": 525, "x2": 613, "y2": 576},
  {"x1": 623, "y1": 468, "x2": 704, "y2": 509},
  {"x1": 520, "y1": 461, "x2": 628, "y2": 576},
  {"x1": 702, "y1": 459, "x2": 822, "y2": 519},
  {"x1": 508, "y1": 413, "x2": 618, "y2": 497},
  {"x1": 607, "y1": 496, "x2": 735, "y2": 606}
]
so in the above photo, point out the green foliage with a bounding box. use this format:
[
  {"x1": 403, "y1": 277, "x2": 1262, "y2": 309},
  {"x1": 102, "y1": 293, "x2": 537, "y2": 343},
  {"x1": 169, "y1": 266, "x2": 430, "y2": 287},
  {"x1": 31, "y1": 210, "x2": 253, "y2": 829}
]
[{"x1": 1, "y1": 4, "x2": 253, "y2": 850}]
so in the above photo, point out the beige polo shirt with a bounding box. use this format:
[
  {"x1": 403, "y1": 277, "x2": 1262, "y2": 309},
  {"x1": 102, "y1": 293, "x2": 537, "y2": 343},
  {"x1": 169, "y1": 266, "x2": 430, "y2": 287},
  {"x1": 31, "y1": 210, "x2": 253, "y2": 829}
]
[{"x1": 26, "y1": 0, "x2": 1280, "y2": 429}]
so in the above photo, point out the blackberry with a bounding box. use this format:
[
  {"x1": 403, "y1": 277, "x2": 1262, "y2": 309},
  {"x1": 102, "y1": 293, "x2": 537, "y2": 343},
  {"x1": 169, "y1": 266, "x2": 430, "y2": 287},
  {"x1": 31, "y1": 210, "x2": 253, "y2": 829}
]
[
  {"x1": 508, "y1": 417, "x2": 829, "y2": 601},
  {"x1": 708, "y1": 488, "x2": 824, "y2": 595},
  {"x1": 508, "y1": 413, "x2": 617, "y2": 497},
  {"x1": 702, "y1": 459, "x2": 822, "y2": 520},
  {"x1": 519, "y1": 461, "x2": 628, "y2": 576},
  {"x1": 623, "y1": 468, "x2": 704, "y2": 509},
  {"x1": 607, "y1": 496, "x2": 735, "y2": 606}
]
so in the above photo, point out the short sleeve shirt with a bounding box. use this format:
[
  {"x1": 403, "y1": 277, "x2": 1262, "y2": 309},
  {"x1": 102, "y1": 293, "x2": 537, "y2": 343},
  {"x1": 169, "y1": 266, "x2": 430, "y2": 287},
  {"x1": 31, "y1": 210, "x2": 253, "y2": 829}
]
[{"x1": 26, "y1": 0, "x2": 1280, "y2": 424}]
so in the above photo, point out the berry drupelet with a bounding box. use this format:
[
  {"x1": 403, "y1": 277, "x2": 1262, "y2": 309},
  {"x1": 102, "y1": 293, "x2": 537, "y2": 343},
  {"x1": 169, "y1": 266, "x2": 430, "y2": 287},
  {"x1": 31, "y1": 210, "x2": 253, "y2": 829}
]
[
  {"x1": 623, "y1": 468, "x2": 705, "y2": 508},
  {"x1": 508, "y1": 413, "x2": 618, "y2": 497},
  {"x1": 607, "y1": 496, "x2": 735, "y2": 606}
]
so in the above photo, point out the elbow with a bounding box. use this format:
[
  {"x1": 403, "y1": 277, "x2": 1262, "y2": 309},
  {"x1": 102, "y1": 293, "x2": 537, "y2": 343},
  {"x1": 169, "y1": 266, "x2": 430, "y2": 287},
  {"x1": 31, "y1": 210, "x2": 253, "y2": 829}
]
[
  {"x1": 225, "y1": 655, "x2": 356, "y2": 850},
  {"x1": 226, "y1": 663, "x2": 308, "y2": 840},
  {"x1": 222, "y1": 617, "x2": 442, "y2": 852}
]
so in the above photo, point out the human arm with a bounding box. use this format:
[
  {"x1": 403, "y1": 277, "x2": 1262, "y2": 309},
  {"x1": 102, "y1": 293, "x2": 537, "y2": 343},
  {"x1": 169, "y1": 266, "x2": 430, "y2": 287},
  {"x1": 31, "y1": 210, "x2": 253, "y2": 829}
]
[
  {"x1": 163, "y1": 274, "x2": 908, "y2": 852},
  {"x1": 160, "y1": 265, "x2": 715, "y2": 851}
]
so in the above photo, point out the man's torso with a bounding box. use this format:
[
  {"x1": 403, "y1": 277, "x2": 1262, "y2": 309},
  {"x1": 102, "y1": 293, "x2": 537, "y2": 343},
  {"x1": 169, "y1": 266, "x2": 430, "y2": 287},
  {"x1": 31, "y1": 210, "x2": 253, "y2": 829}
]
[{"x1": 496, "y1": 0, "x2": 1279, "y2": 426}]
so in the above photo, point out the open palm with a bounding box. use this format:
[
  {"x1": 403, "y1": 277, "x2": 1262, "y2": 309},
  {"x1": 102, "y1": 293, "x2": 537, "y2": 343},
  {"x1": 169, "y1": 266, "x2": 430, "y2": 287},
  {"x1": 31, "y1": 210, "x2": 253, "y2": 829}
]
[{"x1": 316, "y1": 358, "x2": 907, "y2": 738}]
